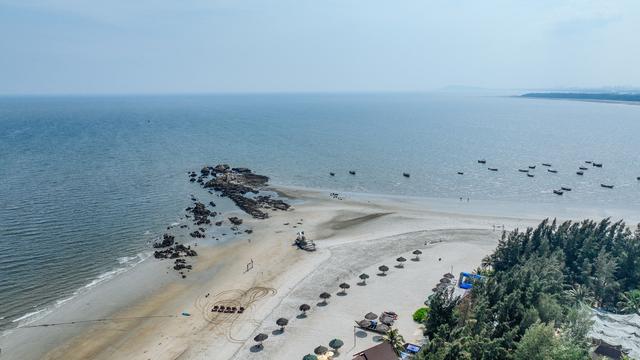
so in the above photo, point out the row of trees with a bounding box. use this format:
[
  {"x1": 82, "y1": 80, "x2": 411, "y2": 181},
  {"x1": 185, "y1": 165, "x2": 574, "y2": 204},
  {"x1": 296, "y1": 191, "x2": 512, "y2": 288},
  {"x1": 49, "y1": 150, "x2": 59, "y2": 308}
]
[{"x1": 416, "y1": 218, "x2": 640, "y2": 360}]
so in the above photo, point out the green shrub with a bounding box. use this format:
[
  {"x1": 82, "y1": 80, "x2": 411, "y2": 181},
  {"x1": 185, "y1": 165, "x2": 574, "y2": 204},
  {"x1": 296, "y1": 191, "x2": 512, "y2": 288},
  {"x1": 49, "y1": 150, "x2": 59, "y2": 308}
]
[{"x1": 413, "y1": 307, "x2": 429, "y2": 323}]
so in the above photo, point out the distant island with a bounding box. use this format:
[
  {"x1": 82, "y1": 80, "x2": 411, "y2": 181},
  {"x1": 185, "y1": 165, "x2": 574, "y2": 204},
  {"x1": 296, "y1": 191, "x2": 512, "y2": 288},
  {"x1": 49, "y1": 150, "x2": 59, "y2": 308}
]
[{"x1": 521, "y1": 92, "x2": 640, "y2": 102}]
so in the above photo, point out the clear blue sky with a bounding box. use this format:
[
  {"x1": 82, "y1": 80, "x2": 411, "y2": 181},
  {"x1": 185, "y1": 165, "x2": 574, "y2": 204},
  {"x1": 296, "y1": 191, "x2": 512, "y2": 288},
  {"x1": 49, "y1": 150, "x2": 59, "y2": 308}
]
[{"x1": 1, "y1": 0, "x2": 638, "y2": 95}]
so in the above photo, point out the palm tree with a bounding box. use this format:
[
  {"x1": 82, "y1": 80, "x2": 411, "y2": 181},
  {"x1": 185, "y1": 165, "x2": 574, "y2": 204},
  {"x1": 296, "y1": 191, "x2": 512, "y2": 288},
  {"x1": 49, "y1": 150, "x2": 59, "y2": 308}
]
[
  {"x1": 359, "y1": 273, "x2": 370, "y2": 285},
  {"x1": 618, "y1": 290, "x2": 640, "y2": 315},
  {"x1": 563, "y1": 284, "x2": 595, "y2": 306},
  {"x1": 382, "y1": 328, "x2": 405, "y2": 355},
  {"x1": 302, "y1": 355, "x2": 318, "y2": 360}
]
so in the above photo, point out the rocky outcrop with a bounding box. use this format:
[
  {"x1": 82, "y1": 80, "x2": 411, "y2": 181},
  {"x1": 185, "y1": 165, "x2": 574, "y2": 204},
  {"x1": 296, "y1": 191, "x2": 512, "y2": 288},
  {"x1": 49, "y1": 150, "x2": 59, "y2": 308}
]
[
  {"x1": 228, "y1": 217, "x2": 243, "y2": 225},
  {"x1": 153, "y1": 244, "x2": 198, "y2": 260},
  {"x1": 153, "y1": 233, "x2": 175, "y2": 248}
]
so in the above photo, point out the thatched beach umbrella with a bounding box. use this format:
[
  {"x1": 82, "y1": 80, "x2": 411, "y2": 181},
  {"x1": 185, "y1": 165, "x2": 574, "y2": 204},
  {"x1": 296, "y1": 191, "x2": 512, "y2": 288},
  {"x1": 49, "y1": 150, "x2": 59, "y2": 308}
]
[
  {"x1": 440, "y1": 277, "x2": 452, "y2": 284},
  {"x1": 314, "y1": 345, "x2": 328, "y2": 355},
  {"x1": 339, "y1": 282, "x2": 350, "y2": 295},
  {"x1": 328, "y1": 338, "x2": 344, "y2": 354},
  {"x1": 357, "y1": 319, "x2": 371, "y2": 328},
  {"x1": 359, "y1": 273, "x2": 370, "y2": 285},
  {"x1": 254, "y1": 333, "x2": 268, "y2": 347},
  {"x1": 303, "y1": 355, "x2": 318, "y2": 360},
  {"x1": 319, "y1": 292, "x2": 331, "y2": 305},
  {"x1": 299, "y1": 303, "x2": 311, "y2": 316},
  {"x1": 396, "y1": 256, "x2": 407, "y2": 268},
  {"x1": 378, "y1": 265, "x2": 389, "y2": 275},
  {"x1": 443, "y1": 272, "x2": 455, "y2": 279},
  {"x1": 364, "y1": 312, "x2": 378, "y2": 320},
  {"x1": 412, "y1": 249, "x2": 422, "y2": 261},
  {"x1": 276, "y1": 317, "x2": 289, "y2": 331}
]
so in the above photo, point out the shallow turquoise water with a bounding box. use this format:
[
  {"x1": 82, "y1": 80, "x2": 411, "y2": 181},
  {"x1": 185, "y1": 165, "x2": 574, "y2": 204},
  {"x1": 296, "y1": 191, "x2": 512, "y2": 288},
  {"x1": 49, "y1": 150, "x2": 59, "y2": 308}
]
[{"x1": 1, "y1": 93, "x2": 639, "y2": 330}]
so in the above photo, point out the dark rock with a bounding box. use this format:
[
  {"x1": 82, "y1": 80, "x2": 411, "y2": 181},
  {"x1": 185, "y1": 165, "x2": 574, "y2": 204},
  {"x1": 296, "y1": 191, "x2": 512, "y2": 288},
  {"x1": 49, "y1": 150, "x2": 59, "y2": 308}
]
[
  {"x1": 153, "y1": 234, "x2": 175, "y2": 248},
  {"x1": 215, "y1": 221, "x2": 223, "y2": 226},
  {"x1": 228, "y1": 217, "x2": 243, "y2": 225}
]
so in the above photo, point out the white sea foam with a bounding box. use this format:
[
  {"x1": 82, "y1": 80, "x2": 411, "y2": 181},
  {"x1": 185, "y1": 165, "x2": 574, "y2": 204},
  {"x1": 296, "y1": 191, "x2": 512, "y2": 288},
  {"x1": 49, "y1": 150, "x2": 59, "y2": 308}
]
[{"x1": 8, "y1": 250, "x2": 152, "y2": 330}]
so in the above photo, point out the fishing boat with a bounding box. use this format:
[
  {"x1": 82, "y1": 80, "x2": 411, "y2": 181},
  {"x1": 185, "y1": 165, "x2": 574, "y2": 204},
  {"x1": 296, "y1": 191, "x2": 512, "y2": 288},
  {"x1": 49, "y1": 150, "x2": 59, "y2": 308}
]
[
  {"x1": 637, "y1": 177, "x2": 640, "y2": 181},
  {"x1": 329, "y1": 172, "x2": 335, "y2": 176},
  {"x1": 457, "y1": 172, "x2": 464, "y2": 175},
  {"x1": 576, "y1": 171, "x2": 584, "y2": 175},
  {"x1": 542, "y1": 163, "x2": 552, "y2": 167},
  {"x1": 518, "y1": 169, "x2": 529, "y2": 173},
  {"x1": 548, "y1": 169, "x2": 558, "y2": 173},
  {"x1": 585, "y1": 161, "x2": 592, "y2": 164},
  {"x1": 601, "y1": 184, "x2": 614, "y2": 189},
  {"x1": 579, "y1": 167, "x2": 588, "y2": 170},
  {"x1": 528, "y1": 165, "x2": 536, "y2": 169},
  {"x1": 477, "y1": 159, "x2": 486, "y2": 164},
  {"x1": 349, "y1": 170, "x2": 356, "y2": 175},
  {"x1": 593, "y1": 163, "x2": 603, "y2": 168},
  {"x1": 527, "y1": 174, "x2": 535, "y2": 178},
  {"x1": 403, "y1": 172, "x2": 410, "y2": 178},
  {"x1": 488, "y1": 168, "x2": 498, "y2": 171},
  {"x1": 553, "y1": 190, "x2": 564, "y2": 195},
  {"x1": 561, "y1": 187, "x2": 572, "y2": 191}
]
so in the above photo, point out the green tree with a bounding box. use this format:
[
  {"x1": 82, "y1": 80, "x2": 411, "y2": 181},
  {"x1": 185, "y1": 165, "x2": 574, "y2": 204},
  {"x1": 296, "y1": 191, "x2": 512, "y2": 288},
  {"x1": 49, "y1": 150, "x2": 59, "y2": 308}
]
[
  {"x1": 618, "y1": 289, "x2": 640, "y2": 314},
  {"x1": 382, "y1": 328, "x2": 405, "y2": 355}
]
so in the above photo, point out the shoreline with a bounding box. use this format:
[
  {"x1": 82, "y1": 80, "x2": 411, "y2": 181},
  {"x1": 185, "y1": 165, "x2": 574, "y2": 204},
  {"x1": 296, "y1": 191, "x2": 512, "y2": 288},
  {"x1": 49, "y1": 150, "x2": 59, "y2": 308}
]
[{"x1": 1, "y1": 184, "x2": 637, "y2": 359}]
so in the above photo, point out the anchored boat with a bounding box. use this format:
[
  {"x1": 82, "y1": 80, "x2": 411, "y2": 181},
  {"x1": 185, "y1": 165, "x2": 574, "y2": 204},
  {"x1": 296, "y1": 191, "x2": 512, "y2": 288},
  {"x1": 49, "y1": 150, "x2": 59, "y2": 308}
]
[
  {"x1": 601, "y1": 184, "x2": 614, "y2": 189},
  {"x1": 548, "y1": 169, "x2": 558, "y2": 173},
  {"x1": 553, "y1": 190, "x2": 564, "y2": 195}
]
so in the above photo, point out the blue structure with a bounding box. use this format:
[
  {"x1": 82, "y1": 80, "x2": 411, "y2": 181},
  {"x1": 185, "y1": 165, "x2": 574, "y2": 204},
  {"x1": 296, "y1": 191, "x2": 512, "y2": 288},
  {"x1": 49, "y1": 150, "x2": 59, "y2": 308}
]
[{"x1": 458, "y1": 272, "x2": 483, "y2": 289}]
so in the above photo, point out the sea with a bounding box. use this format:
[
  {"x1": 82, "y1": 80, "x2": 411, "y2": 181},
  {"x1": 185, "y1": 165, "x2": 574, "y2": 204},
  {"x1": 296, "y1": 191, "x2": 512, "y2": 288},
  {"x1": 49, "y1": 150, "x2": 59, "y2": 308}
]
[{"x1": 1, "y1": 92, "x2": 639, "y2": 332}]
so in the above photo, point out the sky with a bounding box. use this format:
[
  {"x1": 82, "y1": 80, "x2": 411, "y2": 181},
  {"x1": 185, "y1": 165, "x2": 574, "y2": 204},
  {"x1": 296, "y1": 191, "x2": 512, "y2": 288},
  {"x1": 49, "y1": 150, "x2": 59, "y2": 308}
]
[{"x1": 1, "y1": 0, "x2": 639, "y2": 95}]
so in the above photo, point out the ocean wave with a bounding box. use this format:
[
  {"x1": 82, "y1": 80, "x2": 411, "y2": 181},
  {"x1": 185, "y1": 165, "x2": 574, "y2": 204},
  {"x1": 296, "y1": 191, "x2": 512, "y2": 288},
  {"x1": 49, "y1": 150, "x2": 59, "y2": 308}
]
[{"x1": 7, "y1": 251, "x2": 151, "y2": 330}]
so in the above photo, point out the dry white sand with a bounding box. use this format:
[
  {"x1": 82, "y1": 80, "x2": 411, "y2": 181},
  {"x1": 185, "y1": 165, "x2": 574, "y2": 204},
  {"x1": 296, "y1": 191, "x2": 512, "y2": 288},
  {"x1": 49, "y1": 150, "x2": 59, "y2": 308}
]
[{"x1": 1, "y1": 186, "x2": 627, "y2": 360}]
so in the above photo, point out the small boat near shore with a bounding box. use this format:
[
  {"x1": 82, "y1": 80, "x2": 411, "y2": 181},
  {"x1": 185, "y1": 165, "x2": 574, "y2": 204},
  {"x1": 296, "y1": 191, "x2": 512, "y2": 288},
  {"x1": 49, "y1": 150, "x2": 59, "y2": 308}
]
[
  {"x1": 488, "y1": 167, "x2": 498, "y2": 171},
  {"x1": 593, "y1": 163, "x2": 603, "y2": 168},
  {"x1": 548, "y1": 169, "x2": 558, "y2": 173},
  {"x1": 518, "y1": 169, "x2": 529, "y2": 173},
  {"x1": 585, "y1": 161, "x2": 592, "y2": 164},
  {"x1": 542, "y1": 163, "x2": 552, "y2": 167},
  {"x1": 601, "y1": 184, "x2": 614, "y2": 189},
  {"x1": 577, "y1": 171, "x2": 584, "y2": 175},
  {"x1": 561, "y1": 187, "x2": 572, "y2": 191},
  {"x1": 457, "y1": 172, "x2": 464, "y2": 175},
  {"x1": 637, "y1": 177, "x2": 640, "y2": 181},
  {"x1": 349, "y1": 170, "x2": 356, "y2": 175},
  {"x1": 403, "y1": 172, "x2": 410, "y2": 178},
  {"x1": 579, "y1": 167, "x2": 588, "y2": 171},
  {"x1": 477, "y1": 159, "x2": 486, "y2": 164},
  {"x1": 329, "y1": 172, "x2": 335, "y2": 176},
  {"x1": 528, "y1": 165, "x2": 536, "y2": 169},
  {"x1": 553, "y1": 190, "x2": 564, "y2": 195},
  {"x1": 527, "y1": 174, "x2": 535, "y2": 178}
]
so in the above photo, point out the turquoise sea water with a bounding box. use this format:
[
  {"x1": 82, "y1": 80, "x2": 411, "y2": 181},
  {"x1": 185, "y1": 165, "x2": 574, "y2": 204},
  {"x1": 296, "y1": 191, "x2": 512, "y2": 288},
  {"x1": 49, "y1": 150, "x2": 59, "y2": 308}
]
[{"x1": 1, "y1": 93, "x2": 639, "y2": 330}]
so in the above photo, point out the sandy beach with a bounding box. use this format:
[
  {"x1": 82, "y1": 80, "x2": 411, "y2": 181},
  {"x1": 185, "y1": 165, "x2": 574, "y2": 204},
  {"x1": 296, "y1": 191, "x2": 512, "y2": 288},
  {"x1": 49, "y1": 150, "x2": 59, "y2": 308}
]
[{"x1": 1, "y1": 186, "x2": 635, "y2": 360}]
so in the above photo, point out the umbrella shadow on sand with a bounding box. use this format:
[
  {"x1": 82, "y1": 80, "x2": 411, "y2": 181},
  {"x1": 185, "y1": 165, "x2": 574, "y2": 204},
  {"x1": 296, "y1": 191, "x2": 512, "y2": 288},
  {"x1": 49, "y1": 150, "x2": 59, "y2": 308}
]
[
  {"x1": 250, "y1": 344, "x2": 264, "y2": 353},
  {"x1": 355, "y1": 330, "x2": 368, "y2": 338}
]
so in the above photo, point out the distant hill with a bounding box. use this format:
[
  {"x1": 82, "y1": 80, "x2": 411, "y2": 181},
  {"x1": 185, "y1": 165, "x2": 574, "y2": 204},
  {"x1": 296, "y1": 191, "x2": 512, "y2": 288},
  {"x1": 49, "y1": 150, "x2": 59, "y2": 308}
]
[{"x1": 521, "y1": 92, "x2": 640, "y2": 102}]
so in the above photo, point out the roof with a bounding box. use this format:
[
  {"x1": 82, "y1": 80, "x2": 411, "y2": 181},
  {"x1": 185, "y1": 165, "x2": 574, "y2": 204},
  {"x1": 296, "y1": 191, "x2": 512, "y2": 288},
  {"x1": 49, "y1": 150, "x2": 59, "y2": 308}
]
[
  {"x1": 352, "y1": 342, "x2": 398, "y2": 360},
  {"x1": 593, "y1": 342, "x2": 624, "y2": 360}
]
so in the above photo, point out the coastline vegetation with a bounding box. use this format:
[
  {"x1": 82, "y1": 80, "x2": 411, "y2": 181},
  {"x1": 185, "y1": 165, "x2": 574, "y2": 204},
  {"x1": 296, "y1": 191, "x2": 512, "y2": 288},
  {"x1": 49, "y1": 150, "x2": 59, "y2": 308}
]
[
  {"x1": 521, "y1": 92, "x2": 640, "y2": 102},
  {"x1": 416, "y1": 218, "x2": 640, "y2": 359}
]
